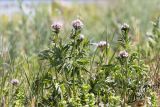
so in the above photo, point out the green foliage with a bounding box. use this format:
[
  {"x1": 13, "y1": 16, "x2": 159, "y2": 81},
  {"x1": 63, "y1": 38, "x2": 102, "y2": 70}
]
[
  {"x1": 0, "y1": 1, "x2": 160, "y2": 106},
  {"x1": 35, "y1": 20, "x2": 152, "y2": 106}
]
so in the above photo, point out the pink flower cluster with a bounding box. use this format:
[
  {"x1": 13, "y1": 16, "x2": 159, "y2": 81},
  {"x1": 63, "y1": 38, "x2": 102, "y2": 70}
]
[
  {"x1": 11, "y1": 79, "x2": 19, "y2": 86},
  {"x1": 118, "y1": 50, "x2": 129, "y2": 58},
  {"x1": 72, "y1": 19, "x2": 84, "y2": 30},
  {"x1": 51, "y1": 22, "x2": 63, "y2": 33},
  {"x1": 98, "y1": 41, "x2": 109, "y2": 48},
  {"x1": 51, "y1": 19, "x2": 84, "y2": 33}
]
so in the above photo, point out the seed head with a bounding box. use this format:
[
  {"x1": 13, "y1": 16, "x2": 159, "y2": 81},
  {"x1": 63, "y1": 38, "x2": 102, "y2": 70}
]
[
  {"x1": 72, "y1": 19, "x2": 83, "y2": 30},
  {"x1": 118, "y1": 50, "x2": 129, "y2": 58},
  {"x1": 121, "y1": 23, "x2": 129, "y2": 32},
  {"x1": 11, "y1": 79, "x2": 19, "y2": 86},
  {"x1": 51, "y1": 22, "x2": 63, "y2": 33}
]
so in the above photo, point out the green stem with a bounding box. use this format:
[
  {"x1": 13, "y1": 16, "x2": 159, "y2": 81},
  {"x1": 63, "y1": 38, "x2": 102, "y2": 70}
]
[
  {"x1": 55, "y1": 68, "x2": 58, "y2": 82},
  {"x1": 122, "y1": 92, "x2": 126, "y2": 107},
  {"x1": 90, "y1": 48, "x2": 98, "y2": 72},
  {"x1": 73, "y1": 74, "x2": 76, "y2": 98}
]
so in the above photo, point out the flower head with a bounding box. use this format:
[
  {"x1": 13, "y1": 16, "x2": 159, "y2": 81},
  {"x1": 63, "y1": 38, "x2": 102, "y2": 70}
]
[
  {"x1": 11, "y1": 79, "x2": 19, "y2": 86},
  {"x1": 72, "y1": 19, "x2": 83, "y2": 30},
  {"x1": 118, "y1": 50, "x2": 129, "y2": 58},
  {"x1": 51, "y1": 22, "x2": 63, "y2": 33},
  {"x1": 121, "y1": 23, "x2": 129, "y2": 32},
  {"x1": 98, "y1": 41, "x2": 109, "y2": 48}
]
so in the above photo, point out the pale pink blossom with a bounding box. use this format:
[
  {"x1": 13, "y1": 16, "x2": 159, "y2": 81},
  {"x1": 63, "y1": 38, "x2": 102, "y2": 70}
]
[
  {"x1": 11, "y1": 79, "x2": 19, "y2": 86},
  {"x1": 72, "y1": 19, "x2": 83, "y2": 30},
  {"x1": 51, "y1": 22, "x2": 63, "y2": 33},
  {"x1": 118, "y1": 50, "x2": 129, "y2": 58}
]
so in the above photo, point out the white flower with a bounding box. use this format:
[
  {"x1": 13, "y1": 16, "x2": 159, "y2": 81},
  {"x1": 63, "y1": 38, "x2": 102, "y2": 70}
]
[
  {"x1": 11, "y1": 79, "x2": 19, "y2": 86},
  {"x1": 98, "y1": 41, "x2": 109, "y2": 48},
  {"x1": 118, "y1": 50, "x2": 129, "y2": 58},
  {"x1": 72, "y1": 19, "x2": 83, "y2": 30},
  {"x1": 121, "y1": 23, "x2": 129, "y2": 31}
]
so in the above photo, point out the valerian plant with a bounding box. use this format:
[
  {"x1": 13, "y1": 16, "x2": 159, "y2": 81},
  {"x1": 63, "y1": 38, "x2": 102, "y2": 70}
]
[
  {"x1": 37, "y1": 20, "x2": 152, "y2": 107},
  {"x1": 38, "y1": 19, "x2": 91, "y2": 106},
  {"x1": 114, "y1": 24, "x2": 149, "y2": 106}
]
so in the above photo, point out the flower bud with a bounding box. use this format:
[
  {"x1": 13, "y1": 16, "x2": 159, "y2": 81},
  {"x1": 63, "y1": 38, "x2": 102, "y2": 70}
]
[
  {"x1": 11, "y1": 79, "x2": 19, "y2": 86},
  {"x1": 118, "y1": 50, "x2": 129, "y2": 58},
  {"x1": 121, "y1": 23, "x2": 129, "y2": 32},
  {"x1": 72, "y1": 19, "x2": 83, "y2": 30},
  {"x1": 79, "y1": 34, "x2": 84, "y2": 41},
  {"x1": 51, "y1": 22, "x2": 63, "y2": 33}
]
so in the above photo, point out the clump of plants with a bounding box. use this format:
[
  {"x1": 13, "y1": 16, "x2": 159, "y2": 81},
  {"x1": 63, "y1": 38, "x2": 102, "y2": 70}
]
[{"x1": 36, "y1": 19, "x2": 154, "y2": 107}]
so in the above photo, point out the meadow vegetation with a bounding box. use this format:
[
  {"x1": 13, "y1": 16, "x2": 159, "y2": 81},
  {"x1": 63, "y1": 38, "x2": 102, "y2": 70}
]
[{"x1": 0, "y1": 0, "x2": 160, "y2": 106}]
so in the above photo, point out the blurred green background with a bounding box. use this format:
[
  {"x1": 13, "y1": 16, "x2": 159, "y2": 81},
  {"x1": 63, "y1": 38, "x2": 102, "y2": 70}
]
[{"x1": 0, "y1": 0, "x2": 159, "y2": 59}]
